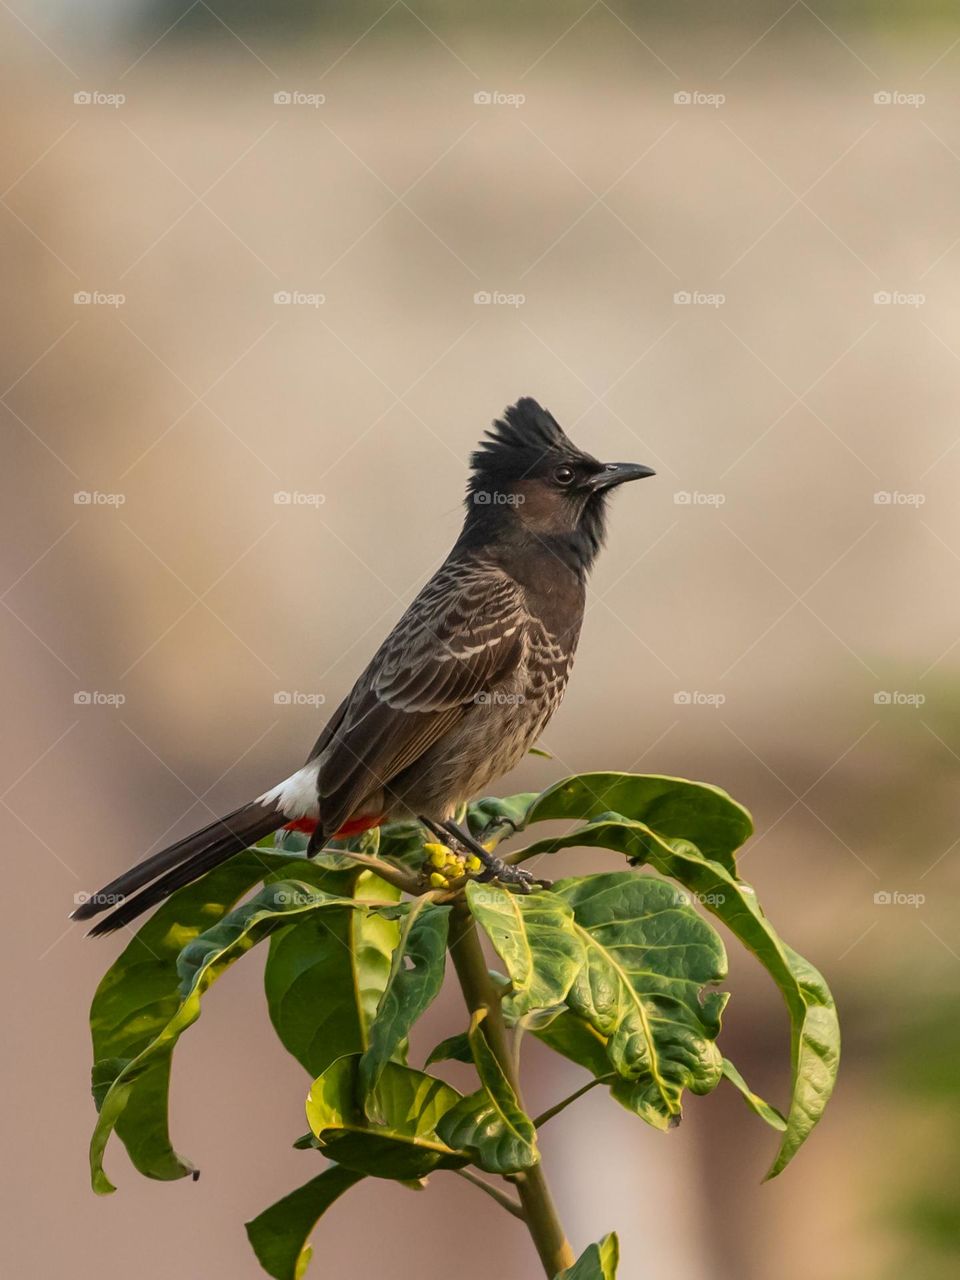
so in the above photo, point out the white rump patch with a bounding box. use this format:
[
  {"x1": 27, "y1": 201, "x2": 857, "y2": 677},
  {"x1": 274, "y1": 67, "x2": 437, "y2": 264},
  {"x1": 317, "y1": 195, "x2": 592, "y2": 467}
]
[{"x1": 257, "y1": 761, "x2": 320, "y2": 819}]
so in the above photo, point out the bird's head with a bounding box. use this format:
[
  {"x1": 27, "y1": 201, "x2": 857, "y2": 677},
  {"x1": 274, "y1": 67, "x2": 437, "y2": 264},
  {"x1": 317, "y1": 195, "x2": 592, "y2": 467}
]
[{"x1": 462, "y1": 397, "x2": 655, "y2": 572}]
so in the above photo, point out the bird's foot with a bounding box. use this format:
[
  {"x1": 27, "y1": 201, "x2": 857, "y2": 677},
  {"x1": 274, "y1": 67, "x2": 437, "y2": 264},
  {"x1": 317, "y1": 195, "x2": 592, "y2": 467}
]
[{"x1": 474, "y1": 857, "x2": 541, "y2": 893}]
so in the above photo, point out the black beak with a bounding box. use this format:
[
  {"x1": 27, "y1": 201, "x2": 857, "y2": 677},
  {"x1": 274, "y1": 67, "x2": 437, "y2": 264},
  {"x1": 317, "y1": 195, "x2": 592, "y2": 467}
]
[{"x1": 590, "y1": 462, "x2": 656, "y2": 492}]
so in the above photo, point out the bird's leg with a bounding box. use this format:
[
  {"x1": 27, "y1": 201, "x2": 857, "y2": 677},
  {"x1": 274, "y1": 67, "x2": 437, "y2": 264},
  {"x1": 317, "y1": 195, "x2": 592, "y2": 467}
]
[
  {"x1": 420, "y1": 815, "x2": 452, "y2": 847},
  {"x1": 438, "y1": 819, "x2": 549, "y2": 893}
]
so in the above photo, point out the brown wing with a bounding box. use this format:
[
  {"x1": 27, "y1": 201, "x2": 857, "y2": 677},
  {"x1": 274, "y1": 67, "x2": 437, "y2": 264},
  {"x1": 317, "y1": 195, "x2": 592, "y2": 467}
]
[{"x1": 313, "y1": 559, "x2": 527, "y2": 834}]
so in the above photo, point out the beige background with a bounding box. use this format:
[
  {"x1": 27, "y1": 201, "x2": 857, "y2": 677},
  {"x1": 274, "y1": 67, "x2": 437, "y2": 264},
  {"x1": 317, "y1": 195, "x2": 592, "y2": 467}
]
[{"x1": 2, "y1": 4, "x2": 958, "y2": 1277}]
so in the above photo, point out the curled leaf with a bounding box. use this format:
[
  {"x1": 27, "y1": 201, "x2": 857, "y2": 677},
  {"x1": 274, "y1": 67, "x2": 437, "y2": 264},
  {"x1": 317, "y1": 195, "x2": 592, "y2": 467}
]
[
  {"x1": 358, "y1": 899, "x2": 450, "y2": 1116},
  {"x1": 306, "y1": 1055, "x2": 468, "y2": 1180},
  {"x1": 91, "y1": 878, "x2": 373, "y2": 1193},
  {"x1": 558, "y1": 1232, "x2": 620, "y2": 1279},
  {"x1": 437, "y1": 1010, "x2": 539, "y2": 1174},
  {"x1": 465, "y1": 881, "x2": 584, "y2": 1020},
  {"x1": 554, "y1": 872, "x2": 728, "y2": 1128}
]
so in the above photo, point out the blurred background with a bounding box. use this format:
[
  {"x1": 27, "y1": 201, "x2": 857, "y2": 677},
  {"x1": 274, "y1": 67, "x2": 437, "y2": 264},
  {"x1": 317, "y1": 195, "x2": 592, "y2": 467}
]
[{"x1": 2, "y1": 1, "x2": 959, "y2": 1276}]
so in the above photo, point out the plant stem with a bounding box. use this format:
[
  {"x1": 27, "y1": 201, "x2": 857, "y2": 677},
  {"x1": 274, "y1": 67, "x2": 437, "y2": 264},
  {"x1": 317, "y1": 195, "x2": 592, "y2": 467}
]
[
  {"x1": 532, "y1": 1075, "x2": 615, "y2": 1130},
  {"x1": 453, "y1": 1168, "x2": 525, "y2": 1220},
  {"x1": 448, "y1": 899, "x2": 575, "y2": 1278},
  {"x1": 330, "y1": 849, "x2": 420, "y2": 895}
]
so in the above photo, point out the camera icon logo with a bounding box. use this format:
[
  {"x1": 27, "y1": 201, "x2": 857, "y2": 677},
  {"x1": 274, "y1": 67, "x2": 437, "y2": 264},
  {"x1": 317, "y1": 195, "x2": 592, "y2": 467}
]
[
  {"x1": 873, "y1": 691, "x2": 892, "y2": 705},
  {"x1": 74, "y1": 691, "x2": 92, "y2": 704},
  {"x1": 673, "y1": 691, "x2": 692, "y2": 705},
  {"x1": 274, "y1": 91, "x2": 292, "y2": 105},
  {"x1": 473, "y1": 91, "x2": 492, "y2": 105},
  {"x1": 74, "y1": 91, "x2": 92, "y2": 105},
  {"x1": 673, "y1": 290, "x2": 691, "y2": 304},
  {"x1": 873, "y1": 890, "x2": 892, "y2": 904},
  {"x1": 474, "y1": 291, "x2": 492, "y2": 304},
  {"x1": 274, "y1": 691, "x2": 292, "y2": 705},
  {"x1": 674, "y1": 91, "x2": 692, "y2": 105},
  {"x1": 873, "y1": 91, "x2": 892, "y2": 105}
]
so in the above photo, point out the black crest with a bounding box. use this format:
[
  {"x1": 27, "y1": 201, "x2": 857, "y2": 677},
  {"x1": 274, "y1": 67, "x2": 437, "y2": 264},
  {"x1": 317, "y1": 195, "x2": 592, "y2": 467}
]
[{"x1": 469, "y1": 398, "x2": 583, "y2": 487}]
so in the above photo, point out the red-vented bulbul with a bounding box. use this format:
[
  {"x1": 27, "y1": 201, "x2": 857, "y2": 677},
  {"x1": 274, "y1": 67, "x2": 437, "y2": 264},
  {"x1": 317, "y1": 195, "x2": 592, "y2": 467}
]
[{"x1": 75, "y1": 398, "x2": 654, "y2": 934}]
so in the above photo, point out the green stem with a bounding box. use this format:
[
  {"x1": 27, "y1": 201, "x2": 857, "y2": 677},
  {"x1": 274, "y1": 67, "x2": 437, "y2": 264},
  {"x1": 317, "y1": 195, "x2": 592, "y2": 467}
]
[
  {"x1": 453, "y1": 1168, "x2": 525, "y2": 1220},
  {"x1": 448, "y1": 899, "x2": 575, "y2": 1278},
  {"x1": 327, "y1": 849, "x2": 420, "y2": 895},
  {"x1": 533, "y1": 1075, "x2": 616, "y2": 1130}
]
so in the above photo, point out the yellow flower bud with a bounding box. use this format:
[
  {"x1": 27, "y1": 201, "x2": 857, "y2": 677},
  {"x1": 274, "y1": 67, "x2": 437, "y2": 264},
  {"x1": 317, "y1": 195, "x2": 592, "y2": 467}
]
[
  {"x1": 429, "y1": 872, "x2": 448, "y2": 889},
  {"x1": 424, "y1": 843, "x2": 448, "y2": 868}
]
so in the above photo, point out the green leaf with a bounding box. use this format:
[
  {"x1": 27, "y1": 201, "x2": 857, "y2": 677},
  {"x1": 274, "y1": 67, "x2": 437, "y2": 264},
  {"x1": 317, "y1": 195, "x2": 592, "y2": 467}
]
[
  {"x1": 358, "y1": 898, "x2": 450, "y2": 1115},
  {"x1": 515, "y1": 813, "x2": 839, "y2": 1175},
  {"x1": 520, "y1": 773, "x2": 753, "y2": 870},
  {"x1": 306, "y1": 1055, "x2": 468, "y2": 1179},
  {"x1": 624, "y1": 832, "x2": 837, "y2": 1176},
  {"x1": 368, "y1": 820, "x2": 426, "y2": 872},
  {"x1": 466, "y1": 791, "x2": 539, "y2": 845},
  {"x1": 264, "y1": 864, "x2": 402, "y2": 1076},
  {"x1": 245, "y1": 1165, "x2": 364, "y2": 1280},
  {"x1": 553, "y1": 872, "x2": 728, "y2": 1130},
  {"x1": 91, "y1": 877, "x2": 376, "y2": 1193},
  {"x1": 532, "y1": 1009, "x2": 612, "y2": 1078},
  {"x1": 721, "y1": 1059, "x2": 786, "y2": 1132},
  {"x1": 437, "y1": 1010, "x2": 539, "y2": 1174},
  {"x1": 88, "y1": 849, "x2": 305, "y2": 1192},
  {"x1": 557, "y1": 1232, "x2": 620, "y2": 1279},
  {"x1": 425, "y1": 1032, "x2": 472, "y2": 1066},
  {"x1": 465, "y1": 881, "x2": 584, "y2": 1020}
]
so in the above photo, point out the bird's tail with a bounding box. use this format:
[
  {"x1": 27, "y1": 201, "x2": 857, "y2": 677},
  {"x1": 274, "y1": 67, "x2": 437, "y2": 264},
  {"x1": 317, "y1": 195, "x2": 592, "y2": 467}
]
[{"x1": 72, "y1": 800, "x2": 286, "y2": 936}]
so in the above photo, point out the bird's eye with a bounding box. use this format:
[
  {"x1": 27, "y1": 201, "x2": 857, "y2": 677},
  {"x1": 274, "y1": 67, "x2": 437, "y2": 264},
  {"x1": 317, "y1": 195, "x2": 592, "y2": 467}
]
[{"x1": 554, "y1": 465, "x2": 576, "y2": 486}]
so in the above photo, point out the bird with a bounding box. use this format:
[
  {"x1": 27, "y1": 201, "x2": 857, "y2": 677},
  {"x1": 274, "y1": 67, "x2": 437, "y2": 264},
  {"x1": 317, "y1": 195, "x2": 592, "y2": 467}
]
[{"x1": 73, "y1": 397, "x2": 655, "y2": 935}]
